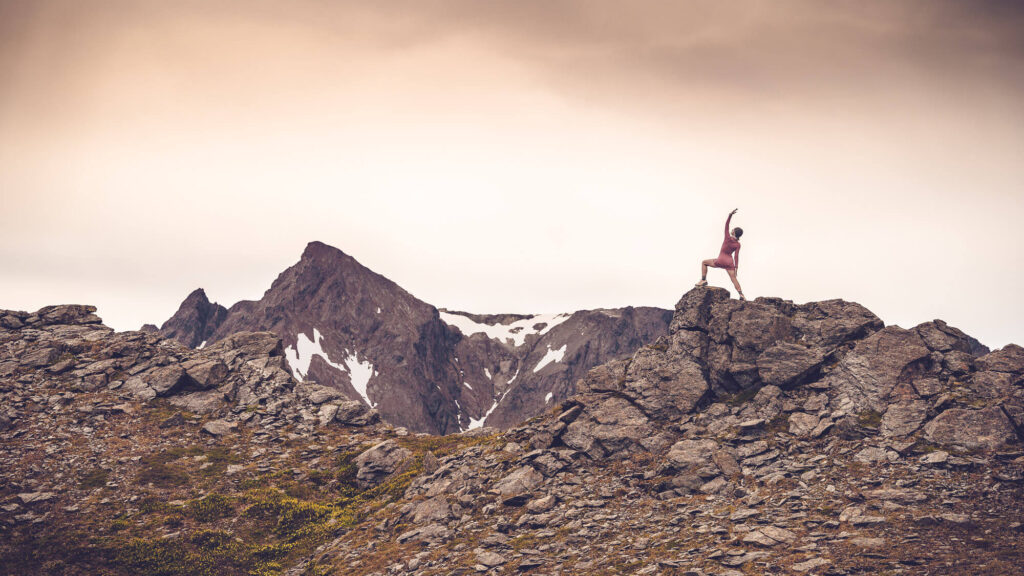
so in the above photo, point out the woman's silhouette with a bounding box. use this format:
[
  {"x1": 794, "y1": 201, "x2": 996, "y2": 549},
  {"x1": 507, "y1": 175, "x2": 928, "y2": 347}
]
[{"x1": 695, "y1": 208, "x2": 745, "y2": 300}]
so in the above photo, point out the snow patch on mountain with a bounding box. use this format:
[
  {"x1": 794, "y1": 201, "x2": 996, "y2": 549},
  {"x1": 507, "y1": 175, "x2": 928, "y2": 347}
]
[
  {"x1": 534, "y1": 344, "x2": 568, "y2": 373},
  {"x1": 284, "y1": 328, "x2": 378, "y2": 407},
  {"x1": 439, "y1": 311, "x2": 572, "y2": 347}
]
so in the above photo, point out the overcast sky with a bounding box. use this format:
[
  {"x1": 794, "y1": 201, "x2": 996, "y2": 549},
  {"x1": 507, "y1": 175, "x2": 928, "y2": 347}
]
[{"x1": 1, "y1": 0, "x2": 1022, "y2": 349}]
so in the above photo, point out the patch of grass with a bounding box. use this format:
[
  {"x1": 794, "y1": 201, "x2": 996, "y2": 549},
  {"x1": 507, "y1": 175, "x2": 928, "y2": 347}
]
[
  {"x1": 79, "y1": 467, "x2": 110, "y2": 489},
  {"x1": 187, "y1": 494, "x2": 235, "y2": 523},
  {"x1": 857, "y1": 410, "x2": 883, "y2": 429},
  {"x1": 137, "y1": 459, "x2": 189, "y2": 488}
]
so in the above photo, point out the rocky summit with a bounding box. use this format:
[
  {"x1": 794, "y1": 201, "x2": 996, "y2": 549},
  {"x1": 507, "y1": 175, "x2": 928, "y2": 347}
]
[
  {"x1": 154, "y1": 241, "x2": 671, "y2": 434},
  {"x1": 1, "y1": 288, "x2": 1023, "y2": 575}
]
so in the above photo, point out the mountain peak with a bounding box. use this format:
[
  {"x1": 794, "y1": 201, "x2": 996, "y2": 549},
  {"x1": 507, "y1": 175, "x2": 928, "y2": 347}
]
[
  {"x1": 158, "y1": 287, "x2": 227, "y2": 348},
  {"x1": 182, "y1": 287, "x2": 211, "y2": 305},
  {"x1": 301, "y1": 240, "x2": 349, "y2": 262}
]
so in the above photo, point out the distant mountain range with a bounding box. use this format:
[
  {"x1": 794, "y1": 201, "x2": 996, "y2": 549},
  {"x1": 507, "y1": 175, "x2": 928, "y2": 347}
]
[{"x1": 150, "y1": 241, "x2": 671, "y2": 433}]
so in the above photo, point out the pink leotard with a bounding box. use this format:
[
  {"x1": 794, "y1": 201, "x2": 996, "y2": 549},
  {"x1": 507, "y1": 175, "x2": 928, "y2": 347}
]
[{"x1": 712, "y1": 213, "x2": 741, "y2": 270}]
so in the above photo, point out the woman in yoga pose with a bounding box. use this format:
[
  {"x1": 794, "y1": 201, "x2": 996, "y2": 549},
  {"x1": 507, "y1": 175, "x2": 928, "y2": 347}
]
[{"x1": 695, "y1": 208, "x2": 744, "y2": 300}]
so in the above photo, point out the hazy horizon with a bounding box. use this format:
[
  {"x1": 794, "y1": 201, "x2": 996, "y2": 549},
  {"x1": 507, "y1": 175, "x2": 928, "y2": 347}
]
[{"x1": 2, "y1": 1, "x2": 1022, "y2": 349}]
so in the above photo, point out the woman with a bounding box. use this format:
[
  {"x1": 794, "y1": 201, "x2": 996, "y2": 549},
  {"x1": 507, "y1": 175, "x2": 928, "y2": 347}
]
[{"x1": 695, "y1": 208, "x2": 745, "y2": 300}]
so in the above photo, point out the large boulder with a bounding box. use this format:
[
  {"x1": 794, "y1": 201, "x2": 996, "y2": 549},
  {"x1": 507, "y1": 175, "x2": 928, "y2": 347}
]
[
  {"x1": 880, "y1": 401, "x2": 929, "y2": 437},
  {"x1": 757, "y1": 342, "x2": 827, "y2": 388},
  {"x1": 915, "y1": 320, "x2": 987, "y2": 356},
  {"x1": 354, "y1": 440, "x2": 412, "y2": 487},
  {"x1": 34, "y1": 305, "x2": 103, "y2": 326},
  {"x1": 560, "y1": 396, "x2": 654, "y2": 459},
  {"x1": 181, "y1": 358, "x2": 228, "y2": 389},
  {"x1": 826, "y1": 327, "x2": 931, "y2": 413},
  {"x1": 146, "y1": 365, "x2": 194, "y2": 396},
  {"x1": 923, "y1": 407, "x2": 1019, "y2": 450},
  {"x1": 665, "y1": 439, "x2": 718, "y2": 469},
  {"x1": 670, "y1": 288, "x2": 731, "y2": 332},
  {"x1": 491, "y1": 466, "x2": 544, "y2": 505},
  {"x1": 976, "y1": 344, "x2": 1024, "y2": 375},
  {"x1": 622, "y1": 348, "x2": 710, "y2": 419},
  {"x1": 330, "y1": 400, "x2": 380, "y2": 426}
]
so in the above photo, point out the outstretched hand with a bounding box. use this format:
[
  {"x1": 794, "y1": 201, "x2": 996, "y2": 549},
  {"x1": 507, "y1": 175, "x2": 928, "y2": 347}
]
[{"x1": 730, "y1": 208, "x2": 738, "y2": 215}]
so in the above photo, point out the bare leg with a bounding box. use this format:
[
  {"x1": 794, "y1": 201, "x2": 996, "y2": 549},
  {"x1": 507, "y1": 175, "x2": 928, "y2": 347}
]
[
  {"x1": 698, "y1": 259, "x2": 715, "y2": 286},
  {"x1": 726, "y1": 269, "x2": 744, "y2": 299}
]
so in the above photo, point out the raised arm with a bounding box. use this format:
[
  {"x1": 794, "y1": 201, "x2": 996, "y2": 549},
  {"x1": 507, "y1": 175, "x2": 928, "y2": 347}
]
[{"x1": 725, "y1": 208, "x2": 737, "y2": 238}]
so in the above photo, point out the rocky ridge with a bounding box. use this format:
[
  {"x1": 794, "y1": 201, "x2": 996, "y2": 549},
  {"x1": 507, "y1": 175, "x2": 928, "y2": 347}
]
[
  {"x1": 155, "y1": 241, "x2": 671, "y2": 434},
  {"x1": 2, "y1": 289, "x2": 1023, "y2": 575}
]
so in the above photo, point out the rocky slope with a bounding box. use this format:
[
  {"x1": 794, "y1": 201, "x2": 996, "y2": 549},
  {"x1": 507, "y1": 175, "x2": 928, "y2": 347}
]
[
  {"x1": 2, "y1": 289, "x2": 1022, "y2": 575},
  {"x1": 154, "y1": 241, "x2": 671, "y2": 434}
]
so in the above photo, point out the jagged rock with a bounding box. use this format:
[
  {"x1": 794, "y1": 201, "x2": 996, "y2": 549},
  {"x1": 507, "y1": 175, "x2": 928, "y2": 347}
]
[
  {"x1": 742, "y1": 526, "x2": 796, "y2": 547},
  {"x1": 788, "y1": 412, "x2": 820, "y2": 438},
  {"x1": 201, "y1": 419, "x2": 237, "y2": 436},
  {"x1": 826, "y1": 326, "x2": 931, "y2": 413},
  {"x1": 20, "y1": 347, "x2": 61, "y2": 368},
  {"x1": 923, "y1": 407, "x2": 1018, "y2": 450},
  {"x1": 317, "y1": 404, "x2": 339, "y2": 426},
  {"x1": 666, "y1": 439, "x2": 717, "y2": 469},
  {"x1": 308, "y1": 386, "x2": 345, "y2": 405},
  {"x1": 850, "y1": 537, "x2": 886, "y2": 548},
  {"x1": 397, "y1": 523, "x2": 449, "y2": 544},
  {"x1": 920, "y1": 450, "x2": 949, "y2": 464},
  {"x1": 854, "y1": 447, "x2": 896, "y2": 463},
  {"x1": 35, "y1": 305, "x2": 103, "y2": 326},
  {"x1": 168, "y1": 391, "x2": 224, "y2": 414},
  {"x1": 622, "y1": 348, "x2": 710, "y2": 420},
  {"x1": 123, "y1": 377, "x2": 157, "y2": 401},
  {"x1": 757, "y1": 342, "x2": 827, "y2": 388},
  {"x1": 670, "y1": 287, "x2": 732, "y2": 332},
  {"x1": 977, "y1": 344, "x2": 1024, "y2": 374},
  {"x1": 180, "y1": 358, "x2": 228, "y2": 389},
  {"x1": 475, "y1": 550, "x2": 506, "y2": 567},
  {"x1": 561, "y1": 396, "x2": 654, "y2": 459},
  {"x1": 205, "y1": 332, "x2": 284, "y2": 365},
  {"x1": 492, "y1": 466, "x2": 544, "y2": 505},
  {"x1": 146, "y1": 365, "x2": 193, "y2": 397},
  {"x1": 333, "y1": 400, "x2": 380, "y2": 426},
  {"x1": 410, "y1": 495, "x2": 450, "y2": 524},
  {"x1": 18, "y1": 492, "x2": 55, "y2": 504},
  {"x1": 526, "y1": 494, "x2": 557, "y2": 513},
  {"x1": 792, "y1": 558, "x2": 830, "y2": 572},
  {"x1": 881, "y1": 400, "x2": 929, "y2": 437},
  {"x1": 354, "y1": 440, "x2": 412, "y2": 487},
  {"x1": 421, "y1": 451, "x2": 439, "y2": 474},
  {"x1": 916, "y1": 319, "x2": 986, "y2": 354}
]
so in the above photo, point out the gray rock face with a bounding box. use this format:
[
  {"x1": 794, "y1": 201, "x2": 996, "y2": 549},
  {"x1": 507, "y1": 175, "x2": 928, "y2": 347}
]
[
  {"x1": 977, "y1": 344, "x2": 1024, "y2": 374},
  {"x1": 561, "y1": 396, "x2": 654, "y2": 459},
  {"x1": 881, "y1": 401, "x2": 929, "y2": 437},
  {"x1": 923, "y1": 407, "x2": 1018, "y2": 450},
  {"x1": 666, "y1": 439, "x2": 717, "y2": 469},
  {"x1": 788, "y1": 412, "x2": 820, "y2": 438},
  {"x1": 492, "y1": 465, "x2": 544, "y2": 504},
  {"x1": 757, "y1": 342, "x2": 827, "y2": 388},
  {"x1": 201, "y1": 419, "x2": 237, "y2": 436},
  {"x1": 354, "y1": 440, "x2": 412, "y2": 487},
  {"x1": 331, "y1": 400, "x2": 380, "y2": 426},
  {"x1": 826, "y1": 326, "x2": 931, "y2": 413}
]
